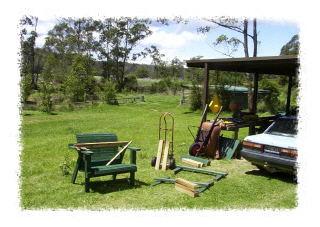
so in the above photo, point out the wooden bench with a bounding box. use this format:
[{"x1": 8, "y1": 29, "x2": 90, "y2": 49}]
[{"x1": 68, "y1": 133, "x2": 140, "y2": 192}]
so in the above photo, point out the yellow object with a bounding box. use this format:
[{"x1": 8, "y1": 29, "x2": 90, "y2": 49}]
[
  {"x1": 209, "y1": 93, "x2": 221, "y2": 114},
  {"x1": 242, "y1": 115, "x2": 259, "y2": 121}
]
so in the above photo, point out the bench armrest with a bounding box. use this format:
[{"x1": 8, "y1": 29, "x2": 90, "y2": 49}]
[
  {"x1": 68, "y1": 143, "x2": 75, "y2": 149},
  {"x1": 81, "y1": 150, "x2": 94, "y2": 155},
  {"x1": 127, "y1": 146, "x2": 141, "y2": 152},
  {"x1": 128, "y1": 146, "x2": 140, "y2": 165}
]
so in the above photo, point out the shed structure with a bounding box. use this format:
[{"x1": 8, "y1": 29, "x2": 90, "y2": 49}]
[{"x1": 185, "y1": 55, "x2": 299, "y2": 120}]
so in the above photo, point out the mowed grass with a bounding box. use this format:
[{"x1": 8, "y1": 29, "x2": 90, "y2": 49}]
[{"x1": 19, "y1": 94, "x2": 297, "y2": 210}]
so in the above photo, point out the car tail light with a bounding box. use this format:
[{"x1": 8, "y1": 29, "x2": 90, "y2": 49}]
[
  {"x1": 280, "y1": 148, "x2": 298, "y2": 157},
  {"x1": 243, "y1": 141, "x2": 264, "y2": 151}
]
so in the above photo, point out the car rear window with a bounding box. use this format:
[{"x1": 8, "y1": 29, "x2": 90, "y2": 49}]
[{"x1": 266, "y1": 118, "x2": 298, "y2": 136}]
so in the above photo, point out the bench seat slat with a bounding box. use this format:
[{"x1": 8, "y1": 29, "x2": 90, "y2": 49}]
[{"x1": 91, "y1": 164, "x2": 137, "y2": 175}]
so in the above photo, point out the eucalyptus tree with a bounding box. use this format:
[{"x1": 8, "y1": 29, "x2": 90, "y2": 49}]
[
  {"x1": 43, "y1": 17, "x2": 98, "y2": 82},
  {"x1": 280, "y1": 34, "x2": 299, "y2": 56},
  {"x1": 198, "y1": 17, "x2": 258, "y2": 110},
  {"x1": 144, "y1": 45, "x2": 166, "y2": 78},
  {"x1": 97, "y1": 17, "x2": 152, "y2": 91},
  {"x1": 20, "y1": 15, "x2": 39, "y2": 88}
]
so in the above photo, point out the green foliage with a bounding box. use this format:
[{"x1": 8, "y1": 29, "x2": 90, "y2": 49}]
[
  {"x1": 20, "y1": 74, "x2": 33, "y2": 105},
  {"x1": 124, "y1": 74, "x2": 138, "y2": 91},
  {"x1": 38, "y1": 81, "x2": 54, "y2": 113},
  {"x1": 189, "y1": 84, "x2": 203, "y2": 111},
  {"x1": 134, "y1": 65, "x2": 150, "y2": 78},
  {"x1": 280, "y1": 34, "x2": 299, "y2": 56},
  {"x1": 59, "y1": 152, "x2": 72, "y2": 176},
  {"x1": 258, "y1": 75, "x2": 280, "y2": 114},
  {"x1": 64, "y1": 74, "x2": 86, "y2": 102},
  {"x1": 148, "y1": 77, "x2": 182, "y2": 94},
  {"x1": 103, "y1": 81, "x2": 118, "y2": 104}
]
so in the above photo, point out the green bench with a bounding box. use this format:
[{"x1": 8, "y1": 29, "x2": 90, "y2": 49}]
[{"x1": 68, "y1": 133, "x2": 140, "y2": 192}]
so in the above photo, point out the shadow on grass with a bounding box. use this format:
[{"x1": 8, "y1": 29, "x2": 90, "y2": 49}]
[
  {"x1": 245, "y1": 169, "x2": 297, "y2": 184},
  {"x1": 82, "y1": 178, "x2": 149, "y2": 194}
]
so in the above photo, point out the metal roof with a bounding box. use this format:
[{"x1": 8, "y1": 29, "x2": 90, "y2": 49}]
[
  {"x1": 185, "y1": 55, "x2": 299, "y2": 76},
  {"x1": 182, "y1": 85, "x2": 271, "y2": 93}
]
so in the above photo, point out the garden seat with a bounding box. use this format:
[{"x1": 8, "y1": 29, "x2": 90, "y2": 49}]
[{"x1": 68, "y1": 133, "x2": 140, "y2": 192}]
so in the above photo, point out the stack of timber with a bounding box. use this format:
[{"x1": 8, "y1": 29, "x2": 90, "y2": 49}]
[
  {"x1": 175, "y1": 178, "x2": 200, "y2": 197},
  {"x1": 181, "y1": 158, "x2": 204, "y2": 168},
  {"x1": 180, "y1": 154, "x2": 211, "y2": 166}
]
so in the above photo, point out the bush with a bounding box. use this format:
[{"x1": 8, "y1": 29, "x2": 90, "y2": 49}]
[
  {"x1": 20, "y1": 74, "x2": 33, "y2": 106},
  {"x1": 189, "y1": 84, "x2": 202, "y2": 111},
  {"x1": 39, "y1": 81, "x2": 54, "y2": 114},
  {"x1": 64, "y1": 74, "x2": 86, "y2": 102},
  {"x1": 103, "y1": 81, "x2": 118, "y2": 105},
  {"x1": 258, "y1": 75, "x2": 280, "y2": 114},
  {"x1": 124, "y1": 74, "x2": 138, "y2": 91}
]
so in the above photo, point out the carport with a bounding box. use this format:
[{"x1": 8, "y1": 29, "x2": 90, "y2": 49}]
[{"x1": 185, "y1": 55, "x2": 299, "y2": 121}]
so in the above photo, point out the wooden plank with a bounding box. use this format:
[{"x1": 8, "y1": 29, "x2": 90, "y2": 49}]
[
  {"x1": 175, "y1": 182, "x2": 199, "y2": 193},
  {"x1": 170, "y1": 167, "x2": 182, "y2": 175},
  {"x1": 161, "y1": 140, "x2": 170, "y2": 171},
  {"x1": 174, "y1": 165, "x2": 228, "y2": 177},
  {"x1": 105, "y1": 141, "x2": 132, "y2": 166},
  {"x1": 180, "y1": 154, "x2": 211, "y2": 166},
  {"x1": 175, "y1": 184, "x2": 199, "y2": 197},
  {"x1": 155, "y1": 140, "x2": 164, "y2": 170},
  {"x1": 176, "y1": 178, "x2": 200, "y2": 191},
  {"x1": 74, "y1": 141, "x2": 129, "y2": 149},
  {"x1": 181, "y1": 158, "x2": 204, "y2": 168}
]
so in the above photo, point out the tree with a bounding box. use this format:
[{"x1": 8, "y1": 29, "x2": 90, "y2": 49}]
[
  {"x1": 20, "y1": 15, "x2": 39, "y2": 88},
  {"x1": 44, "y1": 17, "x2": 99, "y2": 84},
  {"x1": 134, "y1": 65, "x2": 150, "y2": 78},
  {"x1": 185, "y1": 56, "x2": 204, "y2": 82},
  {"x1": 169, "y1": 57, "x2": 184, "y2": 78},
  {"x1": 280, "y1": 34, "x2": 299, "y2": 56},
  {"x1": 198, "y1": 17, "x2": 258, "y2": 110},
  {"x1": 97, "y1": 17, "x2": 152, "y2": 91},
  {"x1": 145, "y1": 45, "x2": 165, "y2": 78},
  {"x1": 278, "y1": 35, "x2": 300, "y2": 89}
]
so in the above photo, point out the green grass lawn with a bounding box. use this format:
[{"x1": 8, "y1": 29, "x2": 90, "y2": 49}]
[{"x1": 19, "y1": 94, "x2": 297, "y2": 210}]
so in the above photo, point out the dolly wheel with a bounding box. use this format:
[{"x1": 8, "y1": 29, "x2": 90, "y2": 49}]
[
  {"x1": 151, "y1": 157, "x2": 157, "y2": 167},
  {"x1": 169, "y1": 158, "x2": 176, "y2": 169},
  {"x1": 189, "y1": 143, "x2": 201, "y2": 156}
]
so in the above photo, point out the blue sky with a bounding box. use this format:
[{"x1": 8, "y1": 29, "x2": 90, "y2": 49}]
[{"x1": 34, "y1": 16, "x2": 299, "y2": 65}]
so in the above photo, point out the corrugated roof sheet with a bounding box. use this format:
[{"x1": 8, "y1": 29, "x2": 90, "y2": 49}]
[{"x1": 182, "y1": 85, "x2": 271, "y2": 94}]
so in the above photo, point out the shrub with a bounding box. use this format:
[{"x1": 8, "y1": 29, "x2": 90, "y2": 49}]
[
  {"x1": 39, "y1": 81, "x2": 54, "y2": 114},
  {"x1": 124, "y1": 74, "x2": 138, "y2": 91},
  {"x1": 103, "y1": 81, "x2": 118, "y2": 105},
  {"x1": 189, "y1": 84, "x2": 202, "y2": 111},
  {"x1": 64, "y1": 74, "x2": 86, "y2": 102},
  {"x1": 258, "y1": 75, "x2": 280, "y2": 114},
  {"x1": 20, "y1": 74, "x2": 33, "y2": 106}
]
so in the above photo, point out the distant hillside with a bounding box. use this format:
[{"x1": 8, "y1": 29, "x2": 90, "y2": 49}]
[{"x1": 94, "y1": 61, "x2": 155, "y2": 77}]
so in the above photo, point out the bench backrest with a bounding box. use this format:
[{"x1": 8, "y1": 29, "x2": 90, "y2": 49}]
[{"x1": 76, "y1": 133, "x2": 124, "y2": 167}]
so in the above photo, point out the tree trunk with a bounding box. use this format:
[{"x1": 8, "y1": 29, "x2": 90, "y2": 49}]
[{"x1": 243, "y1": 19, "x2": 253, "y2": 110}]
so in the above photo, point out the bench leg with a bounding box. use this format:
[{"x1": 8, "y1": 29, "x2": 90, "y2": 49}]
[
  {"x1": 71, "y1": 169, "x2": 78, "y2": 184},
  {"x1": 71, "y1": 154, "x2": 82, "y2": 184},
  {"x1": 112, "y1": 174, "x2": 117, "y2": 180},
  {"x1": 85, "y1": 175, "x2": 90, "y2": 192},
  {"x1": 130, "y1": 172, "x2": 135, "y2": 186}
]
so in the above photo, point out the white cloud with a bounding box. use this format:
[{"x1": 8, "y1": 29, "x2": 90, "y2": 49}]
[{"x1": 139, "y1": 27, "x2": 207, "y2": 64}]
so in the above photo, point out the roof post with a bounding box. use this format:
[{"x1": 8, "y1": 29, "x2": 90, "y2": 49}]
[
  {"x1": 252, "y1": 73, "x2": 259, "y2": 113},
  {"x1": 203, "y1": 63, "x2": 209, "y2": 121},
  {"x1": 286, "y1": 74, "x2": 293, "y2": 115}
]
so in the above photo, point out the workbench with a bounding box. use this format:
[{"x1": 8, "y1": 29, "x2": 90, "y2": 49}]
[{"x1": 212, "y1": 116, "x2": 276, "y2": 140}]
